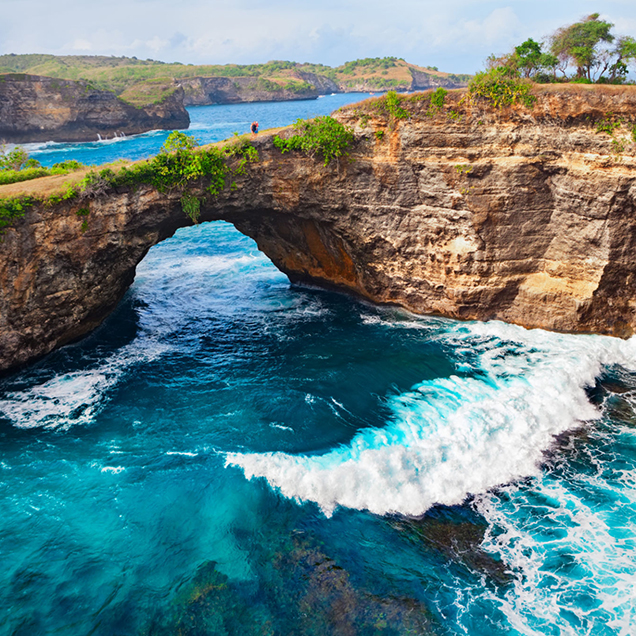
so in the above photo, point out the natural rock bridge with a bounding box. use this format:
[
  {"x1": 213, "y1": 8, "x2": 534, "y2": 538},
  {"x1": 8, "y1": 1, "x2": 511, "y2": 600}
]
[{"x1": 2, "y1": 86, "x2": 636, "y2": 372}]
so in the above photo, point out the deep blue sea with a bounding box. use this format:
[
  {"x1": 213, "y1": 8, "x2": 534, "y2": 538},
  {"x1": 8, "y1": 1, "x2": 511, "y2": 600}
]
[{"x1": 1, "y1": 95, "x2": 635, "y2": 635}]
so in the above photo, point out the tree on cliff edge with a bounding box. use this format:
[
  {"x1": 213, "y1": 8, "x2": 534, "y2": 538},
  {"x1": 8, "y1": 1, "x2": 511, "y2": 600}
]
[{"x1": 550, "y1": 13, "x2": 614, "y2": 80}]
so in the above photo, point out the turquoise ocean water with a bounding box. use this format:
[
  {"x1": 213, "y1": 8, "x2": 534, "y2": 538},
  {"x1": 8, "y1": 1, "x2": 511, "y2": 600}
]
[{"x1": 1, "y1": 95, "x2": 635, "y2": 635}]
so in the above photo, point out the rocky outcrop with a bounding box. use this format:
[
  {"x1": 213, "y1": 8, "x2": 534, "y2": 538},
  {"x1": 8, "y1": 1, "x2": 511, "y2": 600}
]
[
  {"x1": 409, "y1": 69, "x2": 469, "y2": 91},
  {"x1": 295, "y1": 71, "x2": 340, "y2": 95},
  {"x1": 2, "y1": 86, "x2": 636, "y2": 372},
  {"x1": 0, "y1": 73, "x2": 189, "y2": 143},
  {"x1": 178, "y1": 74, "x2": 329, "y2": 106}
]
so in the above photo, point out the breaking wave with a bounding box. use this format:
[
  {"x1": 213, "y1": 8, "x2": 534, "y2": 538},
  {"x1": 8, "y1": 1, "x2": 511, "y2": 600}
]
[{"x1": 227, "y1": 322, "x2": 636, "y2": 517}]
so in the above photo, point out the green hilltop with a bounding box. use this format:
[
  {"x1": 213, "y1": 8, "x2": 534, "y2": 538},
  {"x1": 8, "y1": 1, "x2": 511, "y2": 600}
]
[{"x1": 0, "y1": 54, "x2": 471, "y2": 97}]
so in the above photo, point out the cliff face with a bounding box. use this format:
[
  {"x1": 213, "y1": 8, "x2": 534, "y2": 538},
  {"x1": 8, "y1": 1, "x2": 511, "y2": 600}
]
[
  {"x1": 177, "y1": 71, "x2": 464, "y2": 106},
  {"x1": 178, "y1": 73, "x2": 335, "y2": 106},
  {"x1": 409, "y1": 69, "x2": 469, "y2": 91},
  {"x1": 0, "y1": 74, "x2": 190, "y2": 143},
  {"x1": 2, "y1": 86, "x2": 636, "y2": 372}
]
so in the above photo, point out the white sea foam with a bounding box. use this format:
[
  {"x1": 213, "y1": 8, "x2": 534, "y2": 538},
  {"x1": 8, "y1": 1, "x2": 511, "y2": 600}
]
[
  {"x1": 227, "y1": 322, "x2": 636, "y2": 517},
  {"x1": 100, "y1": 466, "x2": 125, "y2": 474},
  {"x1": 270, "y1": 424, "x2": 294, "y2": 432},
  {"x1": 0, "y1": 340, "x2": 168, "y2": 430},
  {"x1": 474, "y1": 464, "x2": 636, "y2": 635}
]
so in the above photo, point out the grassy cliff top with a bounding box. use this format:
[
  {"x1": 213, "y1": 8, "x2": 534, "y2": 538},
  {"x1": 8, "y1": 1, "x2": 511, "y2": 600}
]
[{"x1": 0, "y1": 54, "x2": 470, "y2": 95}]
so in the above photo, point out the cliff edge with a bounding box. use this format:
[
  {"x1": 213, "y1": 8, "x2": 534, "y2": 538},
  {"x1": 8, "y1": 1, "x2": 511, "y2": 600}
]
[
  {"x1": 1, "y1": 85, "x2": 636, "y2": 372},
  {"x1": 0, "y1": 73, "x2": 190, "y2": 143}
]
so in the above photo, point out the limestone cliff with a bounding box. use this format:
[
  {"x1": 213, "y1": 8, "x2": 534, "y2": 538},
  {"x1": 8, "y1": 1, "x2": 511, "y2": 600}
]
[
  {"x1": 0, "y1": 73, "x2": 190, "y2": 143},
  {"x1": 178, "y1": 73, "x2": 336, "y2": 106},
  {"x1": 2, "y1": 86, "x2": 636, "y2": 373},
  {"x1": 409, "y1": 69, "x2": 469, "y2": 91}
]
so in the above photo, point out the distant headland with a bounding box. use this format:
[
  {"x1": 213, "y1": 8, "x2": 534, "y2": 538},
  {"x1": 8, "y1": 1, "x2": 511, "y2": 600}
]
[{"x1": 0, "y1": 55, "x2": 471, "y2": 143}]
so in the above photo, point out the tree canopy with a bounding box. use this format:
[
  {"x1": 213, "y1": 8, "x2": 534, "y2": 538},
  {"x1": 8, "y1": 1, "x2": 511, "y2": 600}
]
[
  {"x1": 490, "y1": 13, "x2": 636, "y2": 84},
  {"x1": 550, "y1": 13, "x2": 614, "y2": 80}
]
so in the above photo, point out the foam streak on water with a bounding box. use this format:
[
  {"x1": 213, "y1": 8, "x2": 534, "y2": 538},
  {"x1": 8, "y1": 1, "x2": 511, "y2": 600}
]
[
  {"x1": 0, "y1": 339, "x2": 168, "y2": 429},
  {"x1": 227, "y1": 324, "x2": 636, "y2": 517}
]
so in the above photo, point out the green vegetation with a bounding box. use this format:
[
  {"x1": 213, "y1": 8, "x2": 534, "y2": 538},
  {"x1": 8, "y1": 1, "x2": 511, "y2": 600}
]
[
  {"x1": 468, "y1": 66, "x2": 535, "y2": 108},
  {"x1": 273, "y1": 116, "x2": 354, "y2": 166},
  {"x1": 0, "y1": 196, "x2": 35, "y2": 233},
  {"x1": 0, "y1": 146, "x2": 40, "y2": 171},
  {"x1": 339, "y1": 57, "x2": 402, "y2": 75},
  {"x1": 0, "y1": 53, "x2": 468, "y2": 102},
  {"x1": 596, "y1": 116, "x2": 621, "y2": 135},
  {"x1": 0, "y1": 167, "x2": 50, "y2": 185},
  {"x1": 588, "y1": 113, "x2": 636, "y2": 158},
  {"x1": 551, "y1": 14, "x2": 615, "y2": 81},
  {"x1": 430, "y1": 87, "x2": 448, "y2": 109},
  {"x1": 0, "y1": 146, "x2": 85, "y2": 185},
  {"x1": 369, "y1": 90, "x2": 411, "y2": 123},
  {"x1": 0, "y1": 131, "x2": 259, "y2": 233},
  {"x1": 341, "y1": 76, "x2": 410, "y2": 90},
  {"x1": 513, "y1": 39, "x2": 558, "y2": 80},
  {"x1": 75, "y1": 207, "x2": 90, "y2": 232},
  {"x1": 118, "y1": 77, "x2": 179, "y2": 107},
  {"x1": 180, "y1": 193, "x2": 201, "y2": 224},
  {"x1": 385, "y1": 91, "x2": 410, "y2": 119},
  {"x1": 490, "y1": 13, "x2": 636, "y2": 85}
]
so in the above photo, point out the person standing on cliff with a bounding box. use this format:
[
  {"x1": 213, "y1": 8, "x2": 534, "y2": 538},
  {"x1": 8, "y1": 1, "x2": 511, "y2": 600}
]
[{"x1": 250, "y1": 121, "x2": 259, "y2": 137}]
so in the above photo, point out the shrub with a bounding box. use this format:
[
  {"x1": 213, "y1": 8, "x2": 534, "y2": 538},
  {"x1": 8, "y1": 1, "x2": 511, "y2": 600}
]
[
  {"x1": 0, "y1": 196, "x2": 35, "y2": 232},
  {"x1": 468, "y1": 66, "x2": 535, "y2": 108},
  {"x1": 0, "y1": 131, "x2": 260, "y2": 231},
  {"x1": 0, "y1": 146, "x2": 37, "y2": 171},
  {"x1": 384, "y1": 91, "x2": 410, "y2": 119},
  {"x1": 367, "y1": 91, "x2": 408, "y2": 119},
  {"x1": 273, "y1": 116, "x2": 354, "y2": 166},
  {"x1": 50, "y1": 160, "x2": 85, "y2": 174},
  {"x1": 430, "y1": 87, "x2": 448, "y2": 109},
  {"x1": 181, "y1": 193, "x2": 201, "y2": 224},
  {"x1": 0, "y1": 168, "x2": 50, "y2": 185},
  {"x1": 596, "y1": 116, "x2": 620, "y2": 135},
  {"x1": 0, "y1": 148, "x2": 86, "y2": 185}
]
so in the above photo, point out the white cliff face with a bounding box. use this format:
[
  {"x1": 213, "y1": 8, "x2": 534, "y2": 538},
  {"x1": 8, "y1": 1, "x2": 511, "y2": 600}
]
[{"x1": 2, "y1": 86, "x2": 636, "y2": 372}]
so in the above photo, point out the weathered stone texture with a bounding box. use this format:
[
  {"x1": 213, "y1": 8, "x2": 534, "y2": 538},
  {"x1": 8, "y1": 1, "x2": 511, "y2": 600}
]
[
  {"x1": 2, "y1": 87, "x2": 636, "y2": 372},
  {"x1": 0, "y1": 73, "x2": 189, "y2": 143}
]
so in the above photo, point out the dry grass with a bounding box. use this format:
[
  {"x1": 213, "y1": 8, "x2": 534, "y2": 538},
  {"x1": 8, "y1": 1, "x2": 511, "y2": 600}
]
[
  {"x1": 0, "y1": 169, "x2": 91, "y2": 199},
  {"x1": 534, "y1": 83, "x2": 636, "y2": 96}
]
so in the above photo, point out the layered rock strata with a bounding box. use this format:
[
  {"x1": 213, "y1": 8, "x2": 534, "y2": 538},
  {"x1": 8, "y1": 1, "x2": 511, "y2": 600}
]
[
  {"x1": 0, "y1": 73, "x2": 189, "y2": 143},
  {"x1": 2, "y1": 86, "x2": 636, "y2": 372}
]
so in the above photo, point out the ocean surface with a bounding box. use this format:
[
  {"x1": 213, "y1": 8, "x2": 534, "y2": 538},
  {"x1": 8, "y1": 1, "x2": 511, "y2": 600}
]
[{"x1": 1, "y1": 95, "x2": 635, "y2": 635}]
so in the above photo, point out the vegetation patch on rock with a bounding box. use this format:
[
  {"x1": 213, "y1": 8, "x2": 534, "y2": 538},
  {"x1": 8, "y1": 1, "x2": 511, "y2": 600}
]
[
  {"x1": 0, "y1": 131, "x2": 259, "y2": 233},
  {"x1": 273, "y1": 116, "x2": 354, "y2": 166}
]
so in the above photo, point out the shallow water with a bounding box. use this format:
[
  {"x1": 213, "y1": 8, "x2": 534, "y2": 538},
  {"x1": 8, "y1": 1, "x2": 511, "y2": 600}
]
[{"x1": 1, "y1": 99, "x2": 635, "y2": 635}]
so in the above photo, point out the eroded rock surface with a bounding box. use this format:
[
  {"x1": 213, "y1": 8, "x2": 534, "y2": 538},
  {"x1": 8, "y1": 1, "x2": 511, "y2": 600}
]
[
  {"x1": 178, "y1": 72, "x2": 338, "y2": 106},
  {"x1": 2, "y1": 87, "x2": 636, "y2": 372},
  {"x1": 0, "y1": 73, "x2": 189, "y2": 143}
]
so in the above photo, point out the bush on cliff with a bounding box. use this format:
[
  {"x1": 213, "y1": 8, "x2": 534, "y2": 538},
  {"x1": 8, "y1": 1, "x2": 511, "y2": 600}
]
[
  {"x1": 468, "y1": 66, "x2": 535, "y2": 108},
  {"x1": 0, "y1": 131, "x2": 259, "y2": 233},
  {"x1": 273, "y1": 116, "x2": 354, "y2": 166},
  {"x1": 0, "y1": 146, "x2": 86, "y2": 185}
]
